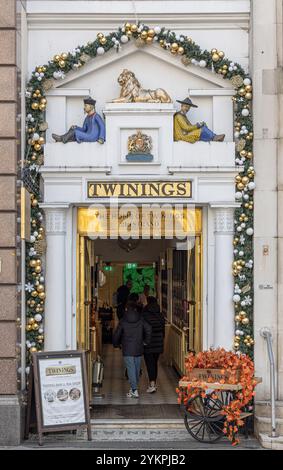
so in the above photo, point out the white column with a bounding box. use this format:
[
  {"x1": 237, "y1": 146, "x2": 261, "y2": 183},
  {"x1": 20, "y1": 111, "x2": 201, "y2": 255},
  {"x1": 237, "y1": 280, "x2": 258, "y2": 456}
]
[
  {"x1": 213, "y1": 207, "x2": 235, "y2": 350},
  {"x1": 44, "y1": 207, "x2": 67, "y2": 351}
]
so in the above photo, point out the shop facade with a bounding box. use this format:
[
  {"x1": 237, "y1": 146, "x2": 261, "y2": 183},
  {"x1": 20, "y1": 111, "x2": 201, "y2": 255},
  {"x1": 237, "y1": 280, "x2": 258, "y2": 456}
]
[{"x1": 1, "y1": 0, "x2": 283, "y2": 448}]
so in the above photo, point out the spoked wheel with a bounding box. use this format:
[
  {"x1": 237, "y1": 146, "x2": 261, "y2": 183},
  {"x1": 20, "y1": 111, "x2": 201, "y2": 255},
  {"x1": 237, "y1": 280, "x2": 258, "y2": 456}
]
[{"x1": 184, "y1": 392, "x2": 233, "y2": 443}]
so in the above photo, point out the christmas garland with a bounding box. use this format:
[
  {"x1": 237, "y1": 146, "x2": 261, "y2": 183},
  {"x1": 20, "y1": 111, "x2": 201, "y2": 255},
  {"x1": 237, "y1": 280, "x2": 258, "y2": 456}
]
[
  {"x1": 24, "y1": 22, "x2": 254, "y2": 367},
  {"x1": 177, "y1": 349, "x2": 257, "y2": 445}
]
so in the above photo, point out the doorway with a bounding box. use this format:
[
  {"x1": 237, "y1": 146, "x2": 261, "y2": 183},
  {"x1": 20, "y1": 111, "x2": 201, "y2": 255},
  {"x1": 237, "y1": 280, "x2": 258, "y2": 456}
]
[{"x1": 76, "y1": 208, "x2": 202, "y2": 418}]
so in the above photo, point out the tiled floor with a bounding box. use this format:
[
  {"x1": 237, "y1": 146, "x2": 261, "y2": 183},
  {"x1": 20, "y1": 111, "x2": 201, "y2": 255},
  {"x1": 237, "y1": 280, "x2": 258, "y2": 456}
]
[{"x1": 91, "y1": 344, "x2": 180, "y2": 413}]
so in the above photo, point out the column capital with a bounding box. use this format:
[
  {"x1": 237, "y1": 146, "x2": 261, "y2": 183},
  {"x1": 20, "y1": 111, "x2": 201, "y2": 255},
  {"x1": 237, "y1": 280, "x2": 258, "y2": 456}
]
[
  {"x1": 43, "y1": 206, "x2": 68, "y2": 234},
  {"x1": 213, "y1": 206, "x2": 235, "y2": 233}
]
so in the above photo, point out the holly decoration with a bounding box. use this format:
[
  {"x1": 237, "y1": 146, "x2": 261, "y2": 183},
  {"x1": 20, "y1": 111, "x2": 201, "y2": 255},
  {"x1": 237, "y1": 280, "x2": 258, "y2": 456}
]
[{"x1": 24, "y1": 22, "x2": 254, "y2": 364}]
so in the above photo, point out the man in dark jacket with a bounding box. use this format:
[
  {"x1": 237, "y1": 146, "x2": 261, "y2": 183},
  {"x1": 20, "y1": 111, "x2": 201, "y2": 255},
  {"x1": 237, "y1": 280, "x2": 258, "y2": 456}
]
[
  {"x1": 113, "y1": 294, "x2": 151, "y2": 398},
  {"x1": 143, "y1": 297, "x2": 165, "y2": 393}
]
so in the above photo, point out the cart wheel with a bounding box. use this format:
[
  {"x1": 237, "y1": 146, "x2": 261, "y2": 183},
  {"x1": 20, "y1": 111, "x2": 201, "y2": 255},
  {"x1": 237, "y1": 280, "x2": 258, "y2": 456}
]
[{"x1": 184, "y1": 394, "x2": 227, "y2": 443}]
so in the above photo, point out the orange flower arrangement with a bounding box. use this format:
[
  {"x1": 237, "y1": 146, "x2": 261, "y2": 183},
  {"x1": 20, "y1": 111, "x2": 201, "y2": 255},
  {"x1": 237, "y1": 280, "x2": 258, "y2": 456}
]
[{"x1": 177, "y1": 348, "x2": 257, "y2": 445}]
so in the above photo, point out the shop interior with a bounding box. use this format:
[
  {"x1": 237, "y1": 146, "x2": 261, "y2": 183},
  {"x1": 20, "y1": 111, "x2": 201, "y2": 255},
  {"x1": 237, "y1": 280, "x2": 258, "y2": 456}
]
[{"x1": 77, "y1": 235, "x2": 202, "y2": 419}]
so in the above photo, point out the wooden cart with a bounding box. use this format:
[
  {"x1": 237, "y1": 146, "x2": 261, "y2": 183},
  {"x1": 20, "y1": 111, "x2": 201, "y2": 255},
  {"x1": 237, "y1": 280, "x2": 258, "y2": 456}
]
[{"x1": 179, "y1": 376, "x2": 262, "y2": 443}]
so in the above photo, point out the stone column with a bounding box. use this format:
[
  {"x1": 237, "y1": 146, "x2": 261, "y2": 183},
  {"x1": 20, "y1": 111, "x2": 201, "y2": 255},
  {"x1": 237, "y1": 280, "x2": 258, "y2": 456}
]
[
  {"x1": 44, "y1": 207, "x2": 67, "y2": 351},
  {"x1": 213, "y1": 207, "x2": 235, "y2": 350}
]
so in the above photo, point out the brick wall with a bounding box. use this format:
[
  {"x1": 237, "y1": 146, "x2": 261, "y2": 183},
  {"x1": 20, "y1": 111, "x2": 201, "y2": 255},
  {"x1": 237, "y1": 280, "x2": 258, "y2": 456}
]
[{"x1": 0, "y1": 0, "x2": 18, "y2": 395}]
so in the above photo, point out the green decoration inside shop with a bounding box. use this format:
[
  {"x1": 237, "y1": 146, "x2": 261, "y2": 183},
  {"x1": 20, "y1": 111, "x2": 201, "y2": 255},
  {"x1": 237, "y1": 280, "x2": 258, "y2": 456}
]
[
  {"x1": 24, "y1": 22, "x2": 254, "y2": 362},
  {"x1": 123, "y1": 265, "x2": 156, "y2": 295}
]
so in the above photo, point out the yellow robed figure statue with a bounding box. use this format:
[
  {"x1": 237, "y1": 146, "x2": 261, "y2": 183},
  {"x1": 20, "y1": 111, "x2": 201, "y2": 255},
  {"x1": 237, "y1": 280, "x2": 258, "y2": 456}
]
[{"x1": 174, "y1": 97, "x2": 225, "y2": 144}]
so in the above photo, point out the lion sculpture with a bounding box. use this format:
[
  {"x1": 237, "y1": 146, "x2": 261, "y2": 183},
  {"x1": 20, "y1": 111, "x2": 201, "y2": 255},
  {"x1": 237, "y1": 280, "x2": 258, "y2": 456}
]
[{"x1": 112, "y1": 69, "x2": 172, "y2": 104}]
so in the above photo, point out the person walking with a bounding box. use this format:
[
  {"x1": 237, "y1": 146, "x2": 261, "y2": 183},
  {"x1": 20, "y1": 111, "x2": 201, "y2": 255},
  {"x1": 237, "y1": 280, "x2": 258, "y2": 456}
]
[
  {"x1": 116, "y1": 279, "x2": 132, "y2": 320},
  {"x1": 113, "y1": 293, "x2": 151, "y2": 398},
  {"x1": 143, "y1": 297, "x2": 165, "y2": 393}
]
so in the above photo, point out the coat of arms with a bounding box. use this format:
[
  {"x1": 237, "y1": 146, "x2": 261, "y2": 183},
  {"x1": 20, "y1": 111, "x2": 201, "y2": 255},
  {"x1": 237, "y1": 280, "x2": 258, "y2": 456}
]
[{"x1": 126, "y1": 130, "x2": 153, "y2": 162}]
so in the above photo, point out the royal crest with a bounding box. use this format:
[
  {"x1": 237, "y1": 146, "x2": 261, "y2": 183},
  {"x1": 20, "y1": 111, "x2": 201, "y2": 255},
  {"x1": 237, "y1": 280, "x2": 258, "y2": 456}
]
[{"x1": 126, "y1": 130, "x2": 154, "y2": 162}]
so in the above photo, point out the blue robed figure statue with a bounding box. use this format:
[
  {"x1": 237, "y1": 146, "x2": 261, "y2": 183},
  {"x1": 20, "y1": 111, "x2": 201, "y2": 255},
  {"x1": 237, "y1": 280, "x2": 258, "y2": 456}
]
[{"x1": 52, "y1": 97, "x2": 106, "y2": 144}]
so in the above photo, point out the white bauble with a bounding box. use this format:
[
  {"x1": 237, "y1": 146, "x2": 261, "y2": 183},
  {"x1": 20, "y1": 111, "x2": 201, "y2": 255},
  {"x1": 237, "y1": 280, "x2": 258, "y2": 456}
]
[
  {"x1": 38, "y1": 328, "x2": 44, "y2": 334},
  {"x1": 233, "y1": 295, "x2": 241, "y2": 303},
  {"x1": 235, "y1": 192, "x2": 243, "y2": 200},
  {"x1": 120, "y1": 35, "x2": 129, "y2": 44},
  {"x1": 37, "y1": 77, "x2": 42, "y2": 82},
  {"x1": 237, "y1": 226, "x2": 242, "y2": 232},
  {"x1": 248, "y1": 182, "x2": 256, "y2": 190},
  {"x1": 243, "y1": 194, "x2": 249, "y2": 201},
  {"x1": 191, "y1": 59, "x2": 197, "y2": 65},
  {"x1": 33, "y1": 231, "x2": 38, "y2": 237},
  {"x1": 199, "y1": 60, "x2": 207, "y2": 68},
  {"x1": 35, "y1": 72, "x2": 40, "y2": 77},
  {"x1": 97, "y1": 47, "x2": 105, "y2": 55},
  {"x1": 241, "y1": 223, "x2": 246, "y2": 228},
  {"x1": 26, "y1": 367, "x2": 30, "y2": 375},
  {"x1": 234, "y1": 249, "x2": 238, "y2": 255},
  {"x1": 242, "y1": 109, "x2": 250, "y2": 117},
  {"x1": 234, "y1": 132, "x2": 240, "y2": 139},
  {"x1": 244, "y1": 78, "x2": 251, "y2": 86},
  {"x1": 33, "y1": 133, "x2": 40, "y2": 141},
  {"x1": 30, "y1": 236, "x2": 36, "y2": 243},
  {"x1": 246, "y1": 228, "x2": 254, "y2": 236},
  {"x1": 239, "y1": 251, "x2": 244, "y2": 257},
  {"x1": 154, "y1": 26, "x2": 161, "y2": 35},
  {"x1": 34, "y1": 314, "x2": 42, "y2": 322}
]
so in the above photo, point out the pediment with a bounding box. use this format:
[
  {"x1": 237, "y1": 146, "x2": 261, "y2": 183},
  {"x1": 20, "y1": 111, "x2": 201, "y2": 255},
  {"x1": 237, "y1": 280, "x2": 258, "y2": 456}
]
[{"x1": 51, "y1": 41, "x2": 234, "y2": 98}]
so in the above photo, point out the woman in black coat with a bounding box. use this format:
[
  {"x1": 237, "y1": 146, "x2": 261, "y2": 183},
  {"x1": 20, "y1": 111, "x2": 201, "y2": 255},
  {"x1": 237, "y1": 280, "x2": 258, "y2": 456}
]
[{"x1": 142, "y1": 296, "x2": 165, "y2": 393}]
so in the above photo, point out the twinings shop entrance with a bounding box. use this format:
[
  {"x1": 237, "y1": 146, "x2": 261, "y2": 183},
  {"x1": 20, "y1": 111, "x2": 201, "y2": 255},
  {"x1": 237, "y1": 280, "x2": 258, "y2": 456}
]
[{"x1": 76, "y1": 206, "x2": 202, "y2": 416}]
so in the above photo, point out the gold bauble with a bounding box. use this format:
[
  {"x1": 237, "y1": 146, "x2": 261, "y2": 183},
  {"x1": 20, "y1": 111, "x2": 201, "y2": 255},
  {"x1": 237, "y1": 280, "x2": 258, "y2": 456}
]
[
  {"x1": 40, "y1": 98, "x2": 47, "y2": 105},
  {"x1": 39, "y1": 104, "x2": 46, "y2": 111},
  {"x1": 38, "y1": 292, "x2": 46, "y2": 300},
  {"x1": 159, "y1": 40, "x2": 165, "y2": 46},
  {"x1": 238, "y1": 88, "x2": 246, "y2": 96},
  {"x1": 35, "y1": 266, "x2": 42, "y2": 274},
  {"x1": 38, "y1": 137, "x2": 45, "y2": 145},
  {"x1": 36, "y1": 259, "x2": 41, "y2": 265},
  {"x1": 247, "y1": 152, "x2": 253, "y2": 159},
  {"x1": 100, "y1": 37, "x2": 107, "y2": 45},
  {"x1": 125, "y1": 22, "x2": 131, "y2": 29},
  {"x1": 146, "y1": 36, "x2": 153, "y2": 44},
  {"x1": 181, "y1": 56, "x2": 191, "y2": 66},
  {"x1": 237, "y1": 183, "x2": 245, "y2": 190},
  {"x1": 31, "y1": 102, "x2": 39, "y2": 110},
  {"x1": 97, "y1": 32, "x2": 104, "y2": 39},
  {"x1": 211, "y1": 48, "x2": 217, "y2": 54},
  {"x1": 212, "y1": 53, "x2": 220, "y2": 62},
  {"x1": 126, "y1": 30, "x2": 132, "y2": 37},
  {"x1": 242, "y1": 317, "x2": 250, "y2": 325},
  {"x1": 222, "y1": 70, "x2": 228, "y2": 76},
  {"x1": 236, "y1": 265, "x2": 243, "y2": 272},
  {"x1": 59, "y1": 60, "x2": 66, "y2": 68},
  {"x1": 235, "y1": 175, "x2": 242, "y2": 182},
  {"x1": 34, "y1": 143, "x2": 42, "y2": 151},
  {"x1": 140, "y1": 31, "x2": 148, "y2": 40},
  {"x1": 31, "y1": 291, "x2": 38, "y2": 298},
  {"x1": 245, "y1": 85, "x2": 252, "y2": 92},
  {"x1": 26, "y1": 325, "x2": 32, "y2": 332},
  {"x1": 171, "y1": 42, "x2": 179, "y2": 51},
  {"x1": 234, "y1": 342, "x2": 240, "y2": 349},
  {"x1": 240, "y1": 310, "x2": 246, "y2": 317},
  {"x1": 240, "y1": 150, "x2": 247, "y2": 157},
  {"x1": 37, "y1": 284, "x2": 45, "y2": 293},
  {"x1": 28, "y1": 318, "x2": 35, "y2": 325},
  {"x1": 131, "y1": 24, "x2": 138, "y2": 33},
  {"x1": 61, "y1": 53, "x2": 68, "y2": 60},
  {"x1": 30, "y1": 260, "x2": 37, "y2": 268},
  {"x1": 177, "y1": 47, "x2": 184, "y2": 55},
  {"x1": 218, "y1": 51, "x2": 225, "y2": 59},
  {"x1": 30, "y1": 347, "x2": 37, "y2": 353},
  {"x1": 242, "y1": 176, "x2": 250, "y2": 185},
  {"x1": 245, "y1": 93, "x2": 252, "y2": 100},
  {"x1": 54, "y1": 55, "x2": 60, "y2": 62},
  {"x1": 235, "y1": 315, "x2": 241, "y2": 322},
  {"x1": 32, "y1": 323, "x2": 39, "y2": 331},
  {"x1": 32, "y1": 199, "x2": 38, "y2": 207},
  {"x1": 147, "y1": 29, "x2": 155, "y2": 38},
  {"x1": 244, "y1": 203, "x2": 249, "y2": 209}
]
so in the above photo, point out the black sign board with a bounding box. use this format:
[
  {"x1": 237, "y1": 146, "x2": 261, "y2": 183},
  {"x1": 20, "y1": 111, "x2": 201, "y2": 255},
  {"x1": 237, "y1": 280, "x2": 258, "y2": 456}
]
[{"x1": 25, "y1": 350, "x2": 92, "y2": 446}]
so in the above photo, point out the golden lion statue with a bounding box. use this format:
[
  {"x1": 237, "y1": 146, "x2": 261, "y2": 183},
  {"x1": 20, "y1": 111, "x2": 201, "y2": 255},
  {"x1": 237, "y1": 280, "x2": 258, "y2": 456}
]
[{"x1": 112, "y1": 69, "x2": 172, "y2": 103}]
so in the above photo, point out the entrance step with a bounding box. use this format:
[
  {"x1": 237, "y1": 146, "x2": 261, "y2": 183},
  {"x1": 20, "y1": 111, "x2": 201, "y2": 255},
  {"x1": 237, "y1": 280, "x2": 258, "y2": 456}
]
[
  {"x1": 88, "y1": 419, "x2": 187, "y2": 441},
  {"x1": 258, "y1": 433, "x2": 283, "y2": 450}
]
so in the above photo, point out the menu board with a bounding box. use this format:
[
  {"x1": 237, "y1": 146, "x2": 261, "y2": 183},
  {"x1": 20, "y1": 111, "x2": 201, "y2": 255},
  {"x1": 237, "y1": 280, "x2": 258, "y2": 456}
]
[{"x1": 26, "y1": 351, "x2": 91, "y2": 446}]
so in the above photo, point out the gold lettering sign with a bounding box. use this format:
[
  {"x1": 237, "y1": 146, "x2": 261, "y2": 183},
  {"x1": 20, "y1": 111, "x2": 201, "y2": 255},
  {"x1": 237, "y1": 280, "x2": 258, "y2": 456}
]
[
  {"x1": 87, "y1": 181, "x2": 192, "y2": 199},
  {"x1": 45, "y1": 366, "x2": 76, "y2": 376},
  {"x1": 78, "y1": 207, "x2": 202, "y2": 237}
]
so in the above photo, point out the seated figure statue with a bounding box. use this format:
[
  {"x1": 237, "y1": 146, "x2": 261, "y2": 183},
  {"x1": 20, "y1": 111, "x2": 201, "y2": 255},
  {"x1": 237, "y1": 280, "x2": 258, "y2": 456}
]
[
  {"x1": 174, "y1": 97, "x2": 225, "y2": 143},
  {"x1": 52, "y1": 97, "x2": 105, "y2": 144}
]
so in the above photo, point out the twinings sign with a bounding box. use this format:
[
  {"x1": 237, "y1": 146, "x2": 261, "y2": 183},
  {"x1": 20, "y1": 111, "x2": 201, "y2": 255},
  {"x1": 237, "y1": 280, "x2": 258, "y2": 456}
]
[
  {"x1": 45, "y1": 366, "x2": 76, "y2": 376},
  {"x1": 87, "y1": 181, "x2": 192, "y2": 199}
]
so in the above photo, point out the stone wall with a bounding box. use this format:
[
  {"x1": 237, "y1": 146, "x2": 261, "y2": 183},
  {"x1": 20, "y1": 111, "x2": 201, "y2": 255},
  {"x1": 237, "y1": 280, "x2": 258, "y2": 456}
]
[{"x1": 0, "y1": 0, "x2": 23, "y2": 446}]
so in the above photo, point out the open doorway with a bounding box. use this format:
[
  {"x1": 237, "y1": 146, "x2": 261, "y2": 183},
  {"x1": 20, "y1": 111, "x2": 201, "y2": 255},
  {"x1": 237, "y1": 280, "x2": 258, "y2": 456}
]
[{"x1": 76, "y1": 209, "x2": 202, "y2": 419}]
